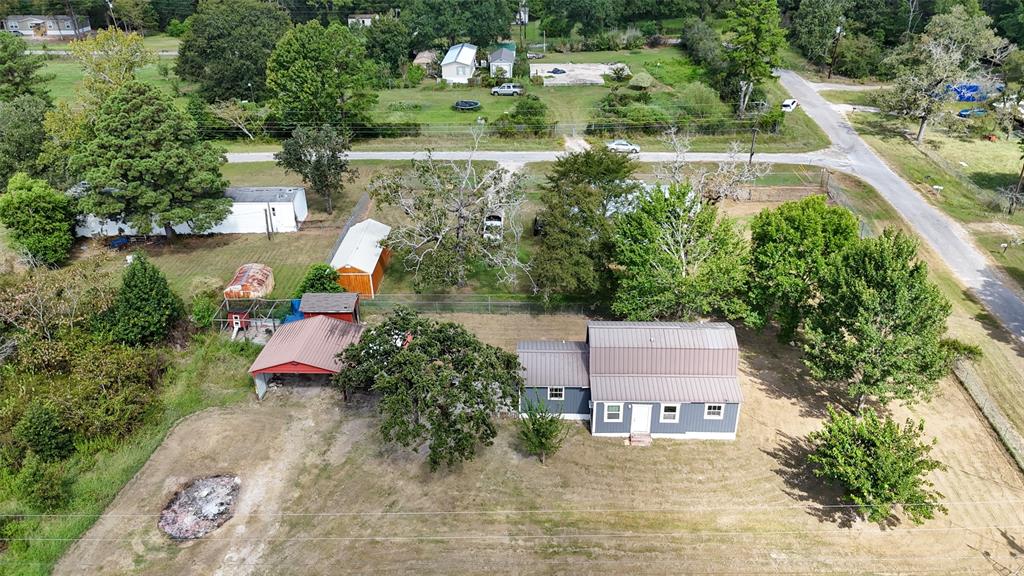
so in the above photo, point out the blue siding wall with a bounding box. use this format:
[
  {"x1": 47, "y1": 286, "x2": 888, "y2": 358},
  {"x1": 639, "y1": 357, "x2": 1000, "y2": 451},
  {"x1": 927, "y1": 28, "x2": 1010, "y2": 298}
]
[
  {"x1": 521, "y1": 386, "x2": 590, "y2": 416},
  {"x1": 593, "y1": 402, "x2": 739, "y2": 435}
]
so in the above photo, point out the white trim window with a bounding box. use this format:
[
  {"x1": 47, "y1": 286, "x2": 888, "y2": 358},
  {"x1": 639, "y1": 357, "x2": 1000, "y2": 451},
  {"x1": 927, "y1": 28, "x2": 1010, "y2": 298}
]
[
  {"x1": 704, "y1": 404, "x2": 724, "y2": 420},
  {"x1": 547, "y1": 387, "x2": 564, "y2": 401},
  {"x1": 604, "y1": 403, "x2": 623, "y2": 423},
  {"x1": 660, "y1": 404, "x2": 680, "y2": 423}
]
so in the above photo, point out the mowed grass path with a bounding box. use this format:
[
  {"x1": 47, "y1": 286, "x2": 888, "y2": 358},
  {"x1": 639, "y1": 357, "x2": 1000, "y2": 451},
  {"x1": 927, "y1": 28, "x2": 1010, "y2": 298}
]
[{"x1": 41, "y1": 58, "x2": 186, "y2": 103}]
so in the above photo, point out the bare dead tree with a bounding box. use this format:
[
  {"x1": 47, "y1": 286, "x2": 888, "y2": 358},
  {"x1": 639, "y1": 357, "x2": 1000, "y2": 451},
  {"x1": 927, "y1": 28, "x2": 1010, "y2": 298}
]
[
  {"x1": 369, "y1": 126, "x2": 532, "y2": 290},
  {"x1": 657, "y1": 128, "x2": 772, "y2": 203},
  {"x1": 210, "y1": 100, "x2": 270, "y2": 140}
]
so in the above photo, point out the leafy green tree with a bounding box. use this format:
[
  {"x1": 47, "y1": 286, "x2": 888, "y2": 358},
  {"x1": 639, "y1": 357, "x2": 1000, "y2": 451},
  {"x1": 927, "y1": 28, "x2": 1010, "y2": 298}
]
[
  {"x1": 803, "y1": 229, "x2": 952, "y2": 412},
  {"x1": 544, "y1": 0, "x2": 620, "y2": 37},
  {"x1": 335, "y1": 308, "x2": 523, "y2": 470},
  {"x1": 491, "y1": 95, "x2": 551, "y2": 137},
  {"x1": 881, "y1": 6, "x2": 1011, "y2": 142},
  {"x1": 0, "y1": 173, "x2": 75, "y2": 266},
  {"x1": 0, "y1": 32, "x2": 50, "y2": 101},
  {"x1": 792, "y1": 0, "x2": 848, "y2": 65},
  {"x1": 105, "y1": 253, "x2": 184, "y2": 346},
  {"x1": 113, "y1": 0, "x2": 159, "y2": 31},
  {"x1": 275, "y1": 125, "x2": 354, "y2": 214},
  {"x1": 361, "y1": 13, "x2": 411, "y2": 77},
  {"x1": 177, "y1": 0, "x2": 292, "y2": 102},
  {"x1": 266, "y1": 21, "x2": 378, "y2": 129},
  {"x1": 518, "y1": 398, "x2": 570, "y2": 464},
  {"x1": 612, "y1": 183, "x2": 749, "y2": 321},
  {"x1": 67, "y1": 28, "x2": 155, "y2": 108},
  {"x1": 293, "y1": 263, "x2": 344, "y2": 297},
  {"x1": 14, "y1": 452, "x2": 70, "y2": 511},
  {"x1": 13, "y1": 402, "x2": 74, "y2": 462},
  {"x1": 0, "y1": 95, "x2": 49, "y2": 185},
  {"x1": 748, "y1": 196, "x2": 860, "y2": 340},
  {"x1": 402, "y1": 0, "x2": 512, "y2": 47},
  {"x1": 724, "y1": 0, "x2": 785, "y2": 114},
  {"x1": 533, "y1": 148, "x2": 639, "y2": 300},
  {"x1": 808, "y1": 406, "x2": 947, "y2": 525},
  {"x1": 70, "y1": 81, "x2": 231, "y2": 236}
]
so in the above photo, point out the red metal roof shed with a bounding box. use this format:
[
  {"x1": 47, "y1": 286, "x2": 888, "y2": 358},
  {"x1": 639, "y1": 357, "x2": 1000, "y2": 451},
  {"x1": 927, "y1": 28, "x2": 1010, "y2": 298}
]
[{"x1": 249, "y1": 315, "x2": 364, "y2": 376}]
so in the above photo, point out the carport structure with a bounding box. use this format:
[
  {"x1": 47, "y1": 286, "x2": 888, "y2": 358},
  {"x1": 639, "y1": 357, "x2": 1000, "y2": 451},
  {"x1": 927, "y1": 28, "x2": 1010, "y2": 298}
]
[{"x1": 248, "y1": 315, "x2": 364, "y2": 398}]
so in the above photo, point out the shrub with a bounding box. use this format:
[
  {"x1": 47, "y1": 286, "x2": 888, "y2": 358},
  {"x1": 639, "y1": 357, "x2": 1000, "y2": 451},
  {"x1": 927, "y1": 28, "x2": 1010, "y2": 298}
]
[
  {"x1": 165, "y1": 17, "x2": 189, "y2": 37},
  {"x1": 403, "y1": 64, "x2": 426, "y2": 87},
  {"x1": 65, "y1": 340, "x2": 161, "y2": 439},
  {"x1": 0, "y1": 173, "x2": 75, "y2": 266},
  {"x1": 105, "y1": 254, "x2": 184, "y2": 346},
  {"x1": 628, "y1": 72, "x2": 654, "y2": 90},
  {"x1": 492, "y1": 94, "x2": 552, "y2": 138},
  {"x1": 679, "y1": 17, "x2": 727, "y2": 75},
  {"x1": 293, "y1": 263, "x2": 343, "y2": 297},
  {"x1": 518, "y1": 398, "x2": 570, "y2": 463},
  {"x1": 12, "y1": 402, "x2": 73, "y2": 462},
  {"x1": 609, "y1": 64, "x2": 632, "y2": 82},
  {"x1": 387, "y1": 101, "x2": 423, "y2": 112},
  {"x1": 190, "y1": 295, "x2": 218, "y2": 329},
  {"x1": 512, "y1": 55, "x2": 530, "y2": 79},
  {"x1": 675, "y1": 81, "x2": 729, "y2": 117},
  {"x1": 757, "y1": 108, "x2": 786, "y2": 133},
  {"x1": 14, "y1": 452, "x2": 70, "y2": 511}
]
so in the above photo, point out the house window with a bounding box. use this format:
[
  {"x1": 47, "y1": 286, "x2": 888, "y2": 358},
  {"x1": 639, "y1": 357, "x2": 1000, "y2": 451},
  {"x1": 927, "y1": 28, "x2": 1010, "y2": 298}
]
[
  {"x1": 704, "y1": 404, "x2": 724, "y2": 420},
  {"x1": 271, "y1": 207, "x2": 277, "y2": 216},
  {"x1": 604, "y1": 403, "x2": 623, "y2": 423},
  {"x1": 660, "y1": 404, "x2": 679, "y2": 423},
  {"x1": 547, "y1": 387, "x2": 564, "y2": 401}
]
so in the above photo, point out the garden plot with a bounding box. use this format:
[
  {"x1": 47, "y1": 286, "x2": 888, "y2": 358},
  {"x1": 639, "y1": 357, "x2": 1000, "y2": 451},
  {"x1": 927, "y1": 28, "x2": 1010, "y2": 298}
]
[{"x1": 530, "y1": 62, "x2": 625, "y2": 86}]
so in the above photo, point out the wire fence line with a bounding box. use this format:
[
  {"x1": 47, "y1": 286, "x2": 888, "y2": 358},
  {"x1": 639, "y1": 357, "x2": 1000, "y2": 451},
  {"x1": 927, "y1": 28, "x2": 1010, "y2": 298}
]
[
  {"x1": 952, "y1": 359, "x2": 1024, "y2": 473},
  {"x1": 360, "y1": 294, "x2": 603, "y2": 316}
]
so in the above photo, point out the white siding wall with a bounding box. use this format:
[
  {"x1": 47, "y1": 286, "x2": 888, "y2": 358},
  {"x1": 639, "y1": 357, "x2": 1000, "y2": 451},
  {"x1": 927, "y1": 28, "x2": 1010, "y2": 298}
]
[
  {"x1": 490, "y1": 62, "x2": 513, "y2": 77},
  {"x1": 75, "y1": 199, "x2": 306, "y2": 237},
  {"x1": 442, "y1": 63, "x2": 473, "y2": 83}
]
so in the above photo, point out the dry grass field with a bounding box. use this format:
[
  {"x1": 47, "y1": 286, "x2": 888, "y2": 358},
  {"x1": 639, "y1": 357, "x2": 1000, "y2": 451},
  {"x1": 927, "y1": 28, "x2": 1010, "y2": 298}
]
[{"x1": 55, "y1": 314, "x2": 1024, "y2": 576}]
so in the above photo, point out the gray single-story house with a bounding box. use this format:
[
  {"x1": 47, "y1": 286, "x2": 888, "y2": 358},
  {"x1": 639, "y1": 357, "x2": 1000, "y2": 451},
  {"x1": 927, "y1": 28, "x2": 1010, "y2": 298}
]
[
  {"x1": 488, "y1": 46, "x2": 515, "y2": 77},
  {"x1": 1, "y1": 15, "x2": 90, "y2": 37},
  {"x1": 518, "y1": 321, "x2": 742, "y2": 441}
]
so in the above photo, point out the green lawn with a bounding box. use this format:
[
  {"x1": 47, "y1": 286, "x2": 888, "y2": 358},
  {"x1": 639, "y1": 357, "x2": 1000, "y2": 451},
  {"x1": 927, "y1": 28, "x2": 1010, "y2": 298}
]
[
  {"x1": 41, "y1": 57, "x2": 189, "y2": 103},
  {"x1": 31, "y1": 33, "x2": 180, "y2": 52},
  {"x1": 0, "y1": 334, "x2": 257, "y2": 576},
  {"x1": 819, "y1": 89, "x2": 880, "y2": 107}
]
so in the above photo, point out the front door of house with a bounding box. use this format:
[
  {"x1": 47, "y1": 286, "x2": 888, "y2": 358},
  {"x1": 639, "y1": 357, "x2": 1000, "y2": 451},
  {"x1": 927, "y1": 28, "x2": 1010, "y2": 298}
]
[{"x1": 630, "y1": 404, "x2": 652, "y2": 434}]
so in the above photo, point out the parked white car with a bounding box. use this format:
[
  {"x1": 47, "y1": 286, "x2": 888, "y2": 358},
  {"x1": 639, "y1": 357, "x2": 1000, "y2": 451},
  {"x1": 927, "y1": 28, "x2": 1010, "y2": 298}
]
[
  {"x1": 781, "y1": 99, "x2": 799, "y2": 112},
  {"x1": 605, "y1": 139, "x2": 640, "y2": 154},
  {"x1": 490, "y1": 83, "x2": 524, "y2": 96}
]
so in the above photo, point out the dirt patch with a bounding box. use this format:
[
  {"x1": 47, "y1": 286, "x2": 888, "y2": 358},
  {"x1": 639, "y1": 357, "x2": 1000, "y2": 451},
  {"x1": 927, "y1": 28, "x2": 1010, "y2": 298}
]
[
  {"x1": 158, "y1": 475, "x2": 240, "y2": 540},
  {"x1": 968, "y1": 221, "x2": 1024, "y2": 237},
  {"x1": 530, "y1": 63, "x2": 623, "y2": 86}
]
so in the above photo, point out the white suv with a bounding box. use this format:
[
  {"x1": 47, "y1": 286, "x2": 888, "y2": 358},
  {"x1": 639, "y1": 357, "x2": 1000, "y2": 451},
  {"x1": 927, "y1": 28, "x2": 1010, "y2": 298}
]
[{"x1": 491, "y1": 83, "x2": 524, "y2": 96}]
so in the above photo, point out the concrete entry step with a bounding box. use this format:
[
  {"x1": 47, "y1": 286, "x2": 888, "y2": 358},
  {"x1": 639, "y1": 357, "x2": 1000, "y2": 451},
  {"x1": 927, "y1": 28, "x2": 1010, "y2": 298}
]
[{"x1": 629, "y1": 432, "x2": 652, "y2": 447}]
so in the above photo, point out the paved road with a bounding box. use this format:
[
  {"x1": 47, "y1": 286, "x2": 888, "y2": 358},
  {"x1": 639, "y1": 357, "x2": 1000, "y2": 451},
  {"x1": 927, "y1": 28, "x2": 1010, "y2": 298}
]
[{"x1": 227, "y1": 71, "x2": 1024, "y2": 337}]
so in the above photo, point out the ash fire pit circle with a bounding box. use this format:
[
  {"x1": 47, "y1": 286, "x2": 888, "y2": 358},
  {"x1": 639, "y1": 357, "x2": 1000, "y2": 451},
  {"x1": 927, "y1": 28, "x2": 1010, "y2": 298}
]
[{"x1": 158, "y1": 475, "x2": 240, "y2": 540}]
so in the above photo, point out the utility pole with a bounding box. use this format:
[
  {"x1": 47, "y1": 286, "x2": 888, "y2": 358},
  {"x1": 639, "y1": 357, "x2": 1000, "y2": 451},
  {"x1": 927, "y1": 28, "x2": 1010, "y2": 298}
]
[
  {"x1": 63, "y1": 0, "x2": 82, "y2": 40},
  {"x1": 827, "y1": 24, "x2": 844, "y2": 80},
  {"x1": 748, "y1": 126, "x2": 759, "y2": 166}
]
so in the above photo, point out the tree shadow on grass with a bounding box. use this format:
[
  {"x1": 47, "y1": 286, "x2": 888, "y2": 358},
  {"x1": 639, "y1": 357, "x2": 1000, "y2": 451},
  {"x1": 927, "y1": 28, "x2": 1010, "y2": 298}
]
[
  {"x1": 763, "y1": 432, "x2": 864, "y2": 529},
  {"x1": 737, "y1": 326, "x2": 837, "y2": 420}
]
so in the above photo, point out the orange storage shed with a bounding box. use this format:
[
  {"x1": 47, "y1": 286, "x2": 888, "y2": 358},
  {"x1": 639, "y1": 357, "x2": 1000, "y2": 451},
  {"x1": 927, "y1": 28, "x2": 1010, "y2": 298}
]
[{"x1": 329, "y1": 219, "x2": 391, "y2": 298}]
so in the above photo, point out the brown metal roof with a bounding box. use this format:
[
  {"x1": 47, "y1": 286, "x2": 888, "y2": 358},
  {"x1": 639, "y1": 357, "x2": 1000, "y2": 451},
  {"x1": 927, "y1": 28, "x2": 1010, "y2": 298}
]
[
  {"x1": 587, "y1": 321, "x2": 738, "y2": 350},
  {"x1": 516, "y1": 341, "x2": 590, "y2": 388},
  {"x1": 249, "y1": 315, "x2": 364, "y2": 374},
  {"x1": 590, "y1": 375, "x2": 742, "y2": 403},
  {"x1": 299, "y1": 292, "x2": 359, "y2": 314}
]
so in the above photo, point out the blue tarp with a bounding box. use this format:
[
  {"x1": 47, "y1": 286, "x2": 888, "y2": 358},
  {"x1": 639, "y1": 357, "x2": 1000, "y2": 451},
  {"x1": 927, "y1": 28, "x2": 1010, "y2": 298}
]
[
  {"x1": 282, "y1": 298, "x2": 304, "y2": 324},
  {"x1": 948, "y1": 83, "x2": 1004, "y2": 102}
]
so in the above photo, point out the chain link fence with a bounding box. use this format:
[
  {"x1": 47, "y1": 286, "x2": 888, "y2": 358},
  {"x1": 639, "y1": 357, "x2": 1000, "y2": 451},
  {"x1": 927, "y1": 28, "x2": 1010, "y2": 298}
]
[
  {"x1": 952, "y1": 359, "x2": 1024, "y2": 472},
  {"x1": 360, "y1": 294, "x2": 603, "y2": 316}
]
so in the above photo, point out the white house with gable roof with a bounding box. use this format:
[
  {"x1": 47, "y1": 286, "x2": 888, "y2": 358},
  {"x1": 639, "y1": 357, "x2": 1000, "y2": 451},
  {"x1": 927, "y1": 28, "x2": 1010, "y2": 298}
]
[{"x1": 441, "y1": 43, "x2": 478, "y2": 84}]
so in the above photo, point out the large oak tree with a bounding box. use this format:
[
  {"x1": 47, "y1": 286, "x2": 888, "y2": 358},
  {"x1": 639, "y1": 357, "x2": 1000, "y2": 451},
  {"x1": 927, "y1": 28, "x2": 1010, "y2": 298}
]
[{"x1": 335, "y1": 308, "x2": 522, "y2": 470}]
